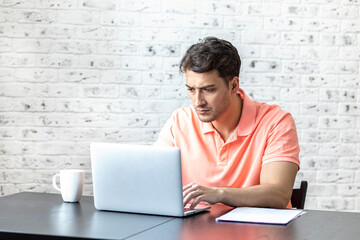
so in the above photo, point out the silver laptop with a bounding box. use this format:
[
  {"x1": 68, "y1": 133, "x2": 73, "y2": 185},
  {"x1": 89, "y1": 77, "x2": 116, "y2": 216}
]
[{"x1": 90, "y1": 142, "x2": 210, "y2": 217}]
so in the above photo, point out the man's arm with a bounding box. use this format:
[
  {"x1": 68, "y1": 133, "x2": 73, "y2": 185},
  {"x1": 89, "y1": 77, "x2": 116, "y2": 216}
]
[{"x1": 183, "y1": 161, "x2": 298, "y2": 209}]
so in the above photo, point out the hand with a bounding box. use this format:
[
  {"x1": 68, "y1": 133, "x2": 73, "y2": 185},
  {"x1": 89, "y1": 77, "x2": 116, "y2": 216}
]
[{"x1": 183, "y1": 183, "x2": 222, "y2": 209}]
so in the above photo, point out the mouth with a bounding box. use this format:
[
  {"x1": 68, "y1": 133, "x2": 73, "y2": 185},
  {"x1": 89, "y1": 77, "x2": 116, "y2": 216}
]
[{"x1": 196, "y1": 109, "x2": 210, "y2": 114}]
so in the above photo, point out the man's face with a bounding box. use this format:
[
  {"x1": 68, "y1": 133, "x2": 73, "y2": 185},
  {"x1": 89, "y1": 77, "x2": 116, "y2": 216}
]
[{"x1": 185, "y1": 69, "x2": 232, "y2": 123}]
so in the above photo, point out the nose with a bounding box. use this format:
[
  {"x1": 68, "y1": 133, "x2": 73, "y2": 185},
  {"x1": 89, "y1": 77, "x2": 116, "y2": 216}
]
[{"x1": 194, "y1": 91, "x2": 206, "y2": 107}]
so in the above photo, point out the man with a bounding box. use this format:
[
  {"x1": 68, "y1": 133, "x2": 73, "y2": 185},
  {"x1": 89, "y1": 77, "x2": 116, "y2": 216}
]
[{"x1": 155, "y1": 37, "x2": 300, "y2": 209}]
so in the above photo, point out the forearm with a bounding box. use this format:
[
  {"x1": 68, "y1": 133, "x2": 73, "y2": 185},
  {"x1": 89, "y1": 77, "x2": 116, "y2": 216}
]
[{"x1": 218, "y1": 184, "x2": 291, "y2": 209}]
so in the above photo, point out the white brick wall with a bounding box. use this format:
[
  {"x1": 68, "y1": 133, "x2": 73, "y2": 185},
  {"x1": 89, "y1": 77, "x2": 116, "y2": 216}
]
[{"x1": 0, "y1": 0, "x2": 359, "y2": 211}]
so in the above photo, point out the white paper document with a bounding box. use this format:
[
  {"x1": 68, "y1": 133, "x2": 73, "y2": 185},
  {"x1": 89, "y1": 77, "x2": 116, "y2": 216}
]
[{"x1": 216, "y1": 207, "x2": 304, "y2": 225}]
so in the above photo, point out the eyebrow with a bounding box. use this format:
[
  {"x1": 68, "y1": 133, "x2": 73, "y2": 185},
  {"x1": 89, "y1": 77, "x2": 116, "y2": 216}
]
[{"x1": 185, "y1": 84, "x2": 216, "y2": 89}]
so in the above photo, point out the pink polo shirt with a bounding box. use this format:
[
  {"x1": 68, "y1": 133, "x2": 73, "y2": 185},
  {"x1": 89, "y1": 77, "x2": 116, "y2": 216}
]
[{"x1": 155, "y1": 89, "x2": 300, "y2": 189}]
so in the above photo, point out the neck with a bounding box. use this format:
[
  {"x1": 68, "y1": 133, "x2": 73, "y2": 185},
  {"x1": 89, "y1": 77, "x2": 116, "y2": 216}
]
[{"x1": 212, "y1": 94, "x2": 243, "y2": 142}]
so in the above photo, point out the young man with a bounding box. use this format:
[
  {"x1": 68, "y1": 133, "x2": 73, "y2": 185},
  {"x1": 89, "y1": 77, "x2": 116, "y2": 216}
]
[{"x1": 155, "y1": 37, "x2": 300, "y2": 209}]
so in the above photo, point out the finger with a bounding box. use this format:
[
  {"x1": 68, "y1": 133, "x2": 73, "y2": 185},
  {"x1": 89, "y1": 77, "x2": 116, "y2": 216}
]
[
  {"x1": 183, "y1": 183, "x2": 197, "y2": 191},
  {"x1": 183, "y1": 183, "x2": 199, "y2": 199},
  {"x1": 183, "y1": 188, "x2": 202, "y2": 207},
  {"x1": 190, "y1": 196, "x2": 204, "y2": 209}
]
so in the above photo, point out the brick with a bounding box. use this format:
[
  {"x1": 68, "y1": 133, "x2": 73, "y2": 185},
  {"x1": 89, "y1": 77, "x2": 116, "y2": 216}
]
[
  {"x1": 0, "y1": 83, "x2": 33, "y2": 97},
  {"x1": 318, "y1": 170, "x2": 354, "y2": 183},
  {"x1": 0, "y1": 113, "x2": 33, "y2": 126},
  {"x1": 302, "y1": 75, "x2": 339, "y2": 88},
  {"x1": 301, "y1": 129, "x2": 339, "y2": 143},
  {"x1": 242, "y1": 31, "x2": 280, "y2": 44},
  {"x1": 59, "y1": 156, "x2": 92, "y2": 169},
  {"x1": 37, "y1": 54, "x2": 76, "y2": 68},
  {"x1": 322, "y1": 61, "x2": 358, "y2": 74},
  {"x1": 79, "y1": 0, "x2": 116, "y2": 10},
  {"x1": 162, "y1": 0, "x2": 197, "y2": 14},
  {"x1": 345, "y1": 134, "x2": 360, "y2": 151},
  {"x1": 319, "y1": 116, "x2": 356, "y2": 129},
  {"x1": 118, "y1": 0, "x2": 161, "y2": 12},
  {"x1": 262, "y1": 46, "x2": 300, "y2": 59},
  {"x1": 281, "y1": 33, "x2": 318, "y2": 45},
  {"x1": 307, "y1": 184, "x2": 337, "y2": 197},
  {"x1": 321, "y1": 5, "x2": 358, "y2": 18},
  {"x1": 319, "y1": 143, "x2": 357, "y2": 156},
  {"x1": 0, "y1": 141, "x2": 33, "y2": 155},
  {"x1": 142, "y1": 13, "x2": 182, "y2": 27},
  {"x1": 59, "y1": 69, "x2": 99, "y2": 83},
  {"x1": 340, "y1": 157, "x2": 360, "y2": 169},
  {"x1": 303, "y1": 19, "x2": 340, "y2": 32},
  {"x1": 338, "y1": 184, "x2": 360, "y2": 196},
  {"x1": 142, "y1": 43, "x2": 181, "y2": 57},
  {"x1": 293, "y1": 116, "x2": 318, "y2": 129},
  {"x1": 121, "y1": 56, "x2": 162, "y2": 71},
  {"x1": 242, "y1": 59, "x2": 281, "y2": 72},
  {"x1": 320, "y1": 89, "x2": 356, "y2": 102},
  {"x1": 1, "y1": 0, "x2": 33, "y2": 8},
  {"x1": 77, "y1": 26, "x2": 118, "y2": 40},
  {"x1": 160, "y1": 86, "x2": 189, "y2": 100},
  {"x1": 281, "y1": 88, "x2": 318, "y2": 102},
  {"x1": 283, "y1": 61, "x2": 320, "y2": 74},
  {"x1": 340, "y1": 47, "x2": 360, "y2": 60},
  {"x1": 283, "y1": 4, "x2": 319, "y2": 17},
  {"x1": 140, "y1": 100, "x2": 182, "y2": 113},
  {"x1": 82, "y1": 85, "x2": 119, "y2": 98},
  {"x1": 35, "y1": 84, "x2": 80, "y2": 98},
  {"x1": 320, "y1": 33, "x2": 358, "y2": 46},
  {"x1": 35, "y1": 0, "x2": 77, "y2": 9},
  {"x1": 301, "y1": 156, "x2": 339, "y2": 169},
  {"x1": 199, "y1": 1, "x2": 239, "y2": 14},
  {"x1": 116, "y1": 114, "x2": 159, "y2": 128},
  {"x1": 0, "y1": 38, "x2": 12, "y2": 52},
  {"x1": 339, "y1": 103, "x2": 360, "y2": 115},
  {"x1": 101, "y1": 128, "x2": 143, "y2": 142},
  {"x1": 142, "y1": 71, "x2": 183, "y2": 86},
  {"x1": 101, "y1": 70, "x2": 141, "y2": 84},
  {"x1": 78, "y1": 55, "x2": 122, "y2": 69},
  {"x1": 243, "y1": 2, "x2": 281, "y2": 16},
  {"x1": 183, "y1": 15, "x2": 223, "y2": 28},
  {"x1": 54, "y1": 40, "x2": 97, "y2": 54},
  {"x1": 21, "y1": 127, "x2": 57, "y2": 140},
  {"x1": 318, "y1": 197, "x2": 354, "y2": 211},
  {"x1": 342, "y1": 19, "x2": 360, "y2": 32},
  {"x1": 224, "y1": 17, "x2": 263, "y2": 30},
  {"x1": 0, "y1": 24, "x2": 34, "y2": 38},
  {"x1": 0, "y1": 53, "x2": 36, "y2": 67},
  {"x1": 35, "y1": 141, "x2": 89, "y2": 155},
  {"x1": 58, "y1": 10, "x2": 99, "y2": 24},
  {"x1": 34, "y1": 113, "x2": 79, "y2": 127},
  {"x1": 301, "y1": 46, "x2": 338, "y2": 60},
  {"x1": 15, "y1": 10, "x2": 57, "y2": 24}
]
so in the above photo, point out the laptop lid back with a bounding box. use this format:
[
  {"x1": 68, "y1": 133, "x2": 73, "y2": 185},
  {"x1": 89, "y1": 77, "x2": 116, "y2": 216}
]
[{"x1": 91, "y1": 142, "x2": 185, "y2": 217}]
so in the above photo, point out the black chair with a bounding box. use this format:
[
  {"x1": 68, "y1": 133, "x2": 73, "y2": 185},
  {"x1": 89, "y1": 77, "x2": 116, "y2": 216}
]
[{"x1": 291, "y1": 181, "x2": 308, "y2": 209}]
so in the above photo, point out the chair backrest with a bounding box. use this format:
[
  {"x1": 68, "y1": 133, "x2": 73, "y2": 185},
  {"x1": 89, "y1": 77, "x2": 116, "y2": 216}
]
[{"x1": 291, "y1": 181, "x2": 308, "y2": 209}]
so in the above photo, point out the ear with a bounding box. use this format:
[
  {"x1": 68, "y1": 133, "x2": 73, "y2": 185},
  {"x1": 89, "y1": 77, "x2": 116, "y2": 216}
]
[{"x1": 230, "y1": 77, "x2": 239, "y2": 93}]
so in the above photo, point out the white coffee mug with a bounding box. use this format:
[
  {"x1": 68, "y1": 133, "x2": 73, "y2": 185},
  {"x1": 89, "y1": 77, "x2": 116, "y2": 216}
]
[{"x1": 52, "y1": 169, "x2": 85, "y2": 202}]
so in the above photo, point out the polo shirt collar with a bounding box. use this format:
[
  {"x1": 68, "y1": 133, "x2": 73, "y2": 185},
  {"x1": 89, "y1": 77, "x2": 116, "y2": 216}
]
[{"x1": 201, "y1": 88, "x2": 256, "y2": 136}]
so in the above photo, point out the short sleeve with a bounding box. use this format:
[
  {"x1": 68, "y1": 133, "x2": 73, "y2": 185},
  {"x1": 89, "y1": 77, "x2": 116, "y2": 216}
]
[{"x1": 262, "y1": 113, "x2": 300, "y2": 168}]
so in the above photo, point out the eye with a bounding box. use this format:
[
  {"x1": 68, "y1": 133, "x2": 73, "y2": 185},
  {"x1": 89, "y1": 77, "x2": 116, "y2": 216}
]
[
  {"x1": 187, "y1": 88, "x2": 195, "y2": 93},
  {"x1": 204, "y1": 88, "x2": 214, "y2": 93}
]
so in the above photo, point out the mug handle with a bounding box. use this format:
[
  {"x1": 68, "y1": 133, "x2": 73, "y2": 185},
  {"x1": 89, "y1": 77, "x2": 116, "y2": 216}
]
[{"x1": 52, "y1": 174, "x2": 61, "y2": 192}]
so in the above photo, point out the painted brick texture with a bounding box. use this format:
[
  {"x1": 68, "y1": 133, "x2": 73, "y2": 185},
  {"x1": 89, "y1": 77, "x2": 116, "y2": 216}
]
[{"x1": 0, "y1": 0, "x2": 359, "y2": 211}]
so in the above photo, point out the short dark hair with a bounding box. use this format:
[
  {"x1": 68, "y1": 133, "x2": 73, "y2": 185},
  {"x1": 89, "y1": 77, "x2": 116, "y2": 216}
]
[{"x1": 179, "y1": 37, "x2": 241, "y2": 85}]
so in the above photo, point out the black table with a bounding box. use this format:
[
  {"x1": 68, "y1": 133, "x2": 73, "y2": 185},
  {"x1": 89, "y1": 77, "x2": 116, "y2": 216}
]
[{"x1": 1, "y1": 192, "x2": 360, "y2": 240}]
